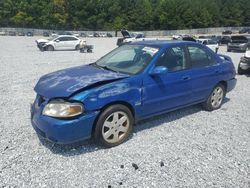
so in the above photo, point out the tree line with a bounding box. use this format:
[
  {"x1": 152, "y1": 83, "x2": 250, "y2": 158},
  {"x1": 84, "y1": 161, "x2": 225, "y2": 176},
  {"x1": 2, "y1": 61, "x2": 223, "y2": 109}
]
[{"x1": 0, "y1": 0, "x2": 250, "y2": 31}]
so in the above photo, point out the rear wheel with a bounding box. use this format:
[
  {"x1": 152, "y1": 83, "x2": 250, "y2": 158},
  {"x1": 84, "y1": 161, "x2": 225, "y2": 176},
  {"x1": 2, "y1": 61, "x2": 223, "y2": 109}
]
[
  {"x1": 75, "y1": 44, "x2": 80, "y2": 50},
  {"x1": 46, "y1": 45, "x2": 54, "y2": 51},
  {"x1": 203, "y1": 84, "x2": 225, "y2": 111},
  {"x1": 94, "y1": 104, "x2": 134, "y2": 147}
]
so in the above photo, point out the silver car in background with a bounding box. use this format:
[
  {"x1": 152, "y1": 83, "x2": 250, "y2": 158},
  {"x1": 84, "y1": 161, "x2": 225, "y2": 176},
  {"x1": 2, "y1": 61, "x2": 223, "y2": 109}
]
[
  {"x1": 197, "y1": 38, "x2": 219, "y2": 53},
  {"x1": 36, "y1": 35, "x2": 82, "y2": 51}
]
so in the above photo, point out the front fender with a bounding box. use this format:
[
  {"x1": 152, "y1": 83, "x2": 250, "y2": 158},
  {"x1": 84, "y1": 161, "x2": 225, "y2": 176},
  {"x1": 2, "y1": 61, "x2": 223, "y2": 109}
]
[{"x1": 70, "y1": 76, "x2": 142, "y2": 118}]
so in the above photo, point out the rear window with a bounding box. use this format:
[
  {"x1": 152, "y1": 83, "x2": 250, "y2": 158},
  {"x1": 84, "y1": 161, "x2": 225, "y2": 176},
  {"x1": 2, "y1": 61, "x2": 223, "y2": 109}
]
[
  {"x1": 231, "y1": 36, "x2": 248, "y2": 43},
  {"x1": 207, "y1": 40, "x2": 217, "y2": 44},
  {"x1": 187, "y1": 46, "x2": 215, "y2": 68}
]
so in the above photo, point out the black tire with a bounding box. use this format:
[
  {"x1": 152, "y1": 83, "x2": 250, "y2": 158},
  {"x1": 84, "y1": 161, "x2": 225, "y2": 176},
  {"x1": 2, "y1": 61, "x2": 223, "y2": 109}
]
[
  {"x1": 237, "y1": 64, "x2": 245, "y2": 75},
  {"x1": 202, "y1": 84, "x2": 226, "y2": 111},
  {"x1": 94, "y1": 104, "x2": 134, "y2": 147},
  {"x1": 75, "y1": 44, "x2": 80, "y2": 50},
  {"x1": 46, "y1": 45, "x2": 54, "y2": 51}
]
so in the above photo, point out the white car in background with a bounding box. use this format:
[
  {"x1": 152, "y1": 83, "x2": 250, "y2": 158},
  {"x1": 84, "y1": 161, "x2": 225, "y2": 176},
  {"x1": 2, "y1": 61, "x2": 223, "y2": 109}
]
[
  {"x1": 36, "y1": 35, "x2": 82, "y2": 51},
  {"x1": 197, "y1": 38, "x2": 219, "y2": 53},
  {"x1": 117, "y1": 29, "x2": 157, "y2": 46},
  {"x1": 0, "y1": 31, "x2": 7, "y2": 36}
]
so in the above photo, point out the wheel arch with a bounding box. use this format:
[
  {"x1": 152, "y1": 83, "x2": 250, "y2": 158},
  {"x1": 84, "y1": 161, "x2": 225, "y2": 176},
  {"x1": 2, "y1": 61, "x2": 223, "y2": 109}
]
[
  {"x1": 45, "y1": 44, "x2": 54, "y2": 50},
  {"x1": 217, "y1": 80, "x2": 227, "y2": 91},
  {"x1": 91, "y1": 100, "x2": 135, "y2": 136}
]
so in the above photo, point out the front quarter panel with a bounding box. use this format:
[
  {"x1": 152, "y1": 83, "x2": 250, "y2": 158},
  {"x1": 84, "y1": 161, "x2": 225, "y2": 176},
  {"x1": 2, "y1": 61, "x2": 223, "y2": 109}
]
[{"x1": 70, "y1": 76, "x2": 142, "y2": 119}]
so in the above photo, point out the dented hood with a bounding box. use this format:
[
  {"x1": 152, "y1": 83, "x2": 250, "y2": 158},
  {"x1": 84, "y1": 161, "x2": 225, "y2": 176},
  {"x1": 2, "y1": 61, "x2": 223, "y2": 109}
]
[{"x1": 34, "y1": 65, "x2": 128, "y2": 98}]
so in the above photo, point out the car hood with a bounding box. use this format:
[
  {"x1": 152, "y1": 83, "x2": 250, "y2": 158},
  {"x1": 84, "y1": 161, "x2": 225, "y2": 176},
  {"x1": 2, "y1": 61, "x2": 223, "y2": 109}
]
[
  {"x1": 34, "y1": 65, "x2": 129, "y2": 98},
  {"x1": 121, "y1": 30, "x2": 131, "y2": 38},
  {"x1": 36, "y1": 39, "x2": 49, "y2": 43}
]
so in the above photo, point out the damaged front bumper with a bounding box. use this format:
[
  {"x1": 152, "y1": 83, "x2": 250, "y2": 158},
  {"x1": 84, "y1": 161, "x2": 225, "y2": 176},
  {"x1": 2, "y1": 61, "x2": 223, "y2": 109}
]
[{"x1": 30, "y1": 96, "x2": 99, "y2": 144}]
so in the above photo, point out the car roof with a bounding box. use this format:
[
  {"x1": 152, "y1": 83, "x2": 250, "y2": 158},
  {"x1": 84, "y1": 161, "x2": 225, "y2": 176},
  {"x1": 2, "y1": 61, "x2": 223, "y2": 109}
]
[
  {"x1": 57, "y1": 35, "x2": 77, "y2": 38},
  {"x1": 132, "y1": 40, "x2": 197, "y2": 48}
]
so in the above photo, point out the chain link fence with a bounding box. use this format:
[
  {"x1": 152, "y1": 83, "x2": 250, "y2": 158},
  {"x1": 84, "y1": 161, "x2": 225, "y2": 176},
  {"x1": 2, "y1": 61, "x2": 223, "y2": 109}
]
[{"x1": 0, "y1": 27, "x2": 249, "y2": 37}]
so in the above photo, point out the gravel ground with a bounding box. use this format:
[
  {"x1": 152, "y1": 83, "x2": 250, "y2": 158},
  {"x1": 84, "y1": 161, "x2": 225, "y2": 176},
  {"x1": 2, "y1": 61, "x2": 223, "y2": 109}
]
[{"x1": 0, "y1": 36, "x2": 249, "y2": 188}]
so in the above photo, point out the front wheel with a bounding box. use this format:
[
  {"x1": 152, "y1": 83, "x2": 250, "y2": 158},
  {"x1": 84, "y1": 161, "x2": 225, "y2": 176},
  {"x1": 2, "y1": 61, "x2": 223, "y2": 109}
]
[
  {"x1": 46, "y1": 45, "x2": 54, "y2": 51},
  {"x1": 94, "y1": 104, "x2": 134, "y2": 147},
  {"x1": 203, "y1": 84, "x2": 225, "y2": 111}
]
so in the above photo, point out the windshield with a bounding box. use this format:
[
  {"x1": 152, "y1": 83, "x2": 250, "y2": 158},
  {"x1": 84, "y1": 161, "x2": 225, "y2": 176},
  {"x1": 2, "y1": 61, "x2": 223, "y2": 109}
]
[
  {"x1": 95, "y1": 45, "x2": 159, "y2": 75},
  {"x1": 207, "y1": 40, "x2": 217, "y2": 44},
  {"x1": 48, "y1": 36, "x2": 57, "y2": 41}
]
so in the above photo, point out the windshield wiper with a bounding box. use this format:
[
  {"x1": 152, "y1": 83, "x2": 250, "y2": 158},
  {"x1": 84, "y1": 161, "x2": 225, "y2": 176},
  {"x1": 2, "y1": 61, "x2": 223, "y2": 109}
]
[
  {"x1": 90, "y1": 63, "x2": 118, "y2": 73},
  {"x1": 100, "y1": 65, "x2": 118, "y2": 72}
]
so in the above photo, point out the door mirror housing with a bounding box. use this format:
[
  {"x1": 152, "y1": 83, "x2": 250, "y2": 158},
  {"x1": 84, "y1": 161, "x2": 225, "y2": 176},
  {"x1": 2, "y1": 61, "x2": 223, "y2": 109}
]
[
  {"x1": 150, "y1": 66, "x2": 168, "y2": 76},
  {"x1": 55, "y1": 39, "x2": 60, "y2": 42}
]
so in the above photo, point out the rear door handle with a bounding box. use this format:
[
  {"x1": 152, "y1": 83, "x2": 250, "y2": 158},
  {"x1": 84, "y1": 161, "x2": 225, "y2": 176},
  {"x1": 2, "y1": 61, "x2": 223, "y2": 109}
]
[
  {"x1": 215, "y1": 69, "x2": 222, "y2": 74},
  {"x1": 182, "y1": 76, "x2": 191, "y2": 80}
]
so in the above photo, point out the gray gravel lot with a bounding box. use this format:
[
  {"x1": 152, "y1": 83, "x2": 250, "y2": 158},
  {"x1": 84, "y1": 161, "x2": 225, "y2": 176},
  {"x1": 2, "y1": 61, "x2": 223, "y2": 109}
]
[{"x1": 0, "y1": 36, "x2": 249, "y2": 187}]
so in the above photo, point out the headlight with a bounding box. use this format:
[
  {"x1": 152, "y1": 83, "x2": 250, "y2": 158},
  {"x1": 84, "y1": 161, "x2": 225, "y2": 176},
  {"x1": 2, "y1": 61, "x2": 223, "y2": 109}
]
[{"x1": 43, "y1": 100, "x2": 83, "y2": 118}]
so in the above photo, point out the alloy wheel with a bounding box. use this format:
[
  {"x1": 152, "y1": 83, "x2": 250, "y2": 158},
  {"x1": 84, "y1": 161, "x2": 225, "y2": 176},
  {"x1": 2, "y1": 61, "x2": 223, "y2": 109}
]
[
  {"x1": 102, "y1": 111, "x2": 130, "y2": 144},
  {"x1": 211, "y1": 86, "x2": 224, "y2": 108}
]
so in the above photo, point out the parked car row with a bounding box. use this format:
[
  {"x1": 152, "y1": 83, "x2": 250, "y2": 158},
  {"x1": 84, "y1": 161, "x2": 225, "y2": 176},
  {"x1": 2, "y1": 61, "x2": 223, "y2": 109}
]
[
  {"x1": 222, "y1": 28, "x2": 250, "y2": 35},
  {"x1": 176, "y1": 35, "x2": 219, "y2": 53},
  {"x1": 42, "y1": 31, "x2": 113, "y2": 38},
  {"x1": 0, "y1": 31, "x2": 34, "y2": 36}
]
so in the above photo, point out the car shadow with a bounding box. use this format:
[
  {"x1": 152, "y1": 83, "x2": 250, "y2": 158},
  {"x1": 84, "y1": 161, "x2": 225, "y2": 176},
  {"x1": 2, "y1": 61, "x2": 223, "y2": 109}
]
[
  {"x1": 40, "y1": 97, "x2": 230, "y2": 156},
  {"x1": 134, "y1": 98, "x2": 230, "y2": 134}
]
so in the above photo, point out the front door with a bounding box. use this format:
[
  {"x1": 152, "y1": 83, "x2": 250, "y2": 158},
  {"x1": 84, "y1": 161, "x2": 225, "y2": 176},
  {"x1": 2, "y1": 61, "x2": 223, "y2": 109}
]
[
  {"x1": 54, "y1": 37, "x2": 67, "y2": 50},
  {"x1": 142, "y1": 45, "x2": 192, "y2": 117}
]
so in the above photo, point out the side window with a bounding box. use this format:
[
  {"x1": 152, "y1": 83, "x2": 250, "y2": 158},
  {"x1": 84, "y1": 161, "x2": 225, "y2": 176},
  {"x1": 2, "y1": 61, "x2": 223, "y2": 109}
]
[
  {"x1": 187, "y1": 46, "x2": 215, "y2": 68},
  {"x1": 156, "y1": 46, "x2": 187, "y2": 72},
  {"x1": 67, "y1": 37, "x2": 78, "y2": 41},
  {"x1": 58, "y1": 37, "x2": 67, "y2": 41}
]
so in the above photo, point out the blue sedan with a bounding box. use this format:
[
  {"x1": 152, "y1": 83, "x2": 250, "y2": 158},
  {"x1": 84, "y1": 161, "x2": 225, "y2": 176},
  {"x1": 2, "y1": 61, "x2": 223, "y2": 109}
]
[{"x1": 31, "y1": 40, "x2": 237, "y2": 147}]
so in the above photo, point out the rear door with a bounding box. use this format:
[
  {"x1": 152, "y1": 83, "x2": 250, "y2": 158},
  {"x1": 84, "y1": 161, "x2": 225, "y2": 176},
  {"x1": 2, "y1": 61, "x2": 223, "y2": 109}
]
[
  {"x1": 186, "y1": 45, "x2": 222, "y2": 102},
  {"x1": 64, "y1": 36, "x2": 79, "y2": 50}
]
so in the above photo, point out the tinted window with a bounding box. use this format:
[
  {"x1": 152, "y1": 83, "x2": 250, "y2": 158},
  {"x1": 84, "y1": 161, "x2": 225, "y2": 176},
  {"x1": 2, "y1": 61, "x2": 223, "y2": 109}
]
[
  {"x1": 58, "y1": 37, "x2": 68, "y2": 41},
  {"x1": 67, "y1": 37, "x2": 78, "y2": 41},
  {"x1": 207, "y1": 40, "x2": 217, "y2": 44},
  {"x1": 156, "y1": 46, "x2": 187, "y2": 72},
  {"x1": 231, "y1": 36, "x2": 248, "y2": 43},
  {"x1": 187, "y1": 46, "x2": 215, "y2": 68}
]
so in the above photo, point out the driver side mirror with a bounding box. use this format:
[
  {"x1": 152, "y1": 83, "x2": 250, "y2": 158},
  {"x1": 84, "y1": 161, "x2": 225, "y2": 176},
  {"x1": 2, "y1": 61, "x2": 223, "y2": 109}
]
[
  {"x1": 55, "y1": 39, "x2": 60, "y2": 42},
  {"x1": 150, "y1": 66, "x2": 168, "y2": 76}
]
